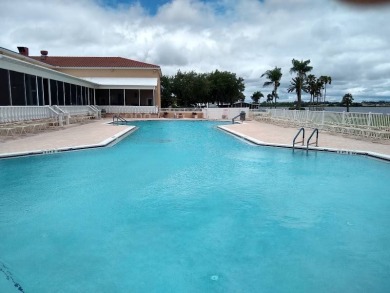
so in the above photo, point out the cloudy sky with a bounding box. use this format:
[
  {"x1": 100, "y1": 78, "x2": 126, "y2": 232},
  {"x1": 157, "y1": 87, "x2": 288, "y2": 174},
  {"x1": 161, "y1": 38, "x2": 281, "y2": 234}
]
[{"x1": 1, "y1": 0, "x2": 390, "y2": 102}]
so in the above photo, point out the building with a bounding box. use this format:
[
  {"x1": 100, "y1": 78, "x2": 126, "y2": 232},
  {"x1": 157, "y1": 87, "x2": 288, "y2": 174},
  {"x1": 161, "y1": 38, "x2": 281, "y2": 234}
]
[{"x1": 0, "y1": 46, "x2": 162, "y2": 109}]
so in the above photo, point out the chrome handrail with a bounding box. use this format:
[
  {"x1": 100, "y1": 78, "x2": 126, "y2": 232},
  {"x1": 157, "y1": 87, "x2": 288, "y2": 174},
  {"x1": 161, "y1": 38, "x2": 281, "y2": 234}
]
[
  {"x1": 293, "y1": 127, "x2": 305, "y2": 149},
  {"x1": 307, "y1": 128, "x2": 319, "y2": 152}
]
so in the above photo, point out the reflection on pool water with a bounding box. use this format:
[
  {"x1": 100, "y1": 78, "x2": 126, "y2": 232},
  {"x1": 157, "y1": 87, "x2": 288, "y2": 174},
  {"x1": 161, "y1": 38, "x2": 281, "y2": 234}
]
[{"x1": 0, "y1": 121, "x2": 389, "y2": 292}]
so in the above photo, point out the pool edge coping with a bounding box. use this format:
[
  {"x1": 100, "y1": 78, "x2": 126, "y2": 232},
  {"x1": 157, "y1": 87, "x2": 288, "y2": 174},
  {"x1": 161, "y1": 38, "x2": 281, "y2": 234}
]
[
  {"x1": 217, "y1": 125, "x2": 390, "y2": 162},
  {"x1": 0, "y1": 125, "x2": 137, "y2": 159}
]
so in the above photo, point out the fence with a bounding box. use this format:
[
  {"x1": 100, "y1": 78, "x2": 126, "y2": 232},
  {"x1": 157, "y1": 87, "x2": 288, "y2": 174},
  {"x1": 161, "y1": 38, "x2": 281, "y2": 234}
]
[
  {"x1": 250, "y1": 109, "x2": 390, "y2": 140},
  {"x1": 203, "y1": 108, "x2": 249, "y2": 120},
  {"x1": 96, "y1": 105, "x2": 158, "y2": 114},
  {"x1": 160, "y1": 108, "x2": 202, "y2": 112},
  {"x1": 57, "y1": 105, "x2": 96, "y2": 115},
  {"x1": 0, "y1": 105, "x2": 103, "y2": 126},
  {"x1": 0, "y1": 106, "x2": 58, "y2": 123}
]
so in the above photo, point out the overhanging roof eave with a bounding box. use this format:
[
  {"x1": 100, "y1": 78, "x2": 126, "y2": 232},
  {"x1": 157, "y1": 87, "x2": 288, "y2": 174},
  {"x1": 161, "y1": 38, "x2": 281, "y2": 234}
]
[
  {"x1": 97, "y1": 85, "x2": 156, "y2": 90},
  {"x1": 0, "y1": 55, "x2": 97, "y2": 87}
]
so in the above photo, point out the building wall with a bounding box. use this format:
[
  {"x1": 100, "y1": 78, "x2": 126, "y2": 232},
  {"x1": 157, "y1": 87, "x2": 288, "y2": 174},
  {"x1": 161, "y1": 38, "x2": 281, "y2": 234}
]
[
  {"x1": 0, "y1": 48, "x2": 162, "y2": 108},
  {"x1": 56, "y1": 68, "x2": 161, "y2": 108}
]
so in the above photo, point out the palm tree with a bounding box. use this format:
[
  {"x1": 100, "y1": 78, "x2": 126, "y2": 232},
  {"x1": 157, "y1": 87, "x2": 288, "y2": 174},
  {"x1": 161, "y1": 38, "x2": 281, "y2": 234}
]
[
  {"x1": 287, "y1": 77, "x2": 309, "y2": 105},
  {"x1": 315, "y1": 79, "x2": 324, "y2": 107},
  {"x1": 341, "y1": 93, "x2": 353, "y2": 112},
  {"x1": 289, "y1": 59, "x2": 313, "y2": 109},
  {"x1": 251, "y1": 91, "x2": 264, "y2": 104},
  {"x1": 266, "y1": 93, "x2": 273, "y2": 104},
  {"x1": 306, "y1": 74, "x2": 317, "y2": 105},
  {"x1": 261, "y1": 67, "x2": 282, "y2": 109},
  {"x1": 319, "y1": 75, "x2": 332, "y2": 103}
]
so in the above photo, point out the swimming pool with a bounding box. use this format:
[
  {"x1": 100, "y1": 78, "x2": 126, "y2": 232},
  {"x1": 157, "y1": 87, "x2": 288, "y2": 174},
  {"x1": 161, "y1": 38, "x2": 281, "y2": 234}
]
[{"x1": 1, "y1": 120, "x2": 389, "y2": 292}]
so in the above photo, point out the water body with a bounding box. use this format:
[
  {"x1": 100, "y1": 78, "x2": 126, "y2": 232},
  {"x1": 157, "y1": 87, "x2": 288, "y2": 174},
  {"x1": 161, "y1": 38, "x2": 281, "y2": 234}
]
[
  {"x1": 323, "y1": 107, "x2": 390, "y2": 114},
  {"x1": 260, "y1": 107, "x2": 390, "y2": 114},
  {"x1": 1, "y1": 121, "x2": 389, "y2": 292}
]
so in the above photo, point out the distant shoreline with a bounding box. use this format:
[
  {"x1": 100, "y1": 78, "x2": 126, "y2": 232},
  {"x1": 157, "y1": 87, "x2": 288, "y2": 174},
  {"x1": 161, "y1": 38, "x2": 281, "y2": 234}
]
[{"x1": 259, "y1": 106, "x2": 390, "y2": 114}]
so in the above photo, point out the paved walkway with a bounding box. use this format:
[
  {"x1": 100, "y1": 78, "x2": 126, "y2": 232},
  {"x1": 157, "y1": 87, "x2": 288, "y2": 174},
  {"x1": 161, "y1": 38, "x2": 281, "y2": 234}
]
[
  {"x1": 220, "y1": 120, "x2": 390, "y2": 160},
  {"x1": 0, "y1": 119, "x2": 389, "y2": 160},
  {"x1": 0, "y1": 119, "x2": 132, "y2": 158}
]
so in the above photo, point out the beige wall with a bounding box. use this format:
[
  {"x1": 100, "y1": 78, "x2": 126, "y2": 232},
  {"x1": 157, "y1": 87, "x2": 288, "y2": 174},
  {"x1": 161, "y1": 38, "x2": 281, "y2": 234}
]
[{"x1": 56, "y1": 68, "x2": 162, "y2": 108}]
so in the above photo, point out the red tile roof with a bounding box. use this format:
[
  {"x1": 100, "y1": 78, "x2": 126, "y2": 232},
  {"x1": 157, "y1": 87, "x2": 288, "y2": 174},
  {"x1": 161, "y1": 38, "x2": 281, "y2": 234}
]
[{"x1": 30, "y1": 56, "x2": 160, "y2": 69}]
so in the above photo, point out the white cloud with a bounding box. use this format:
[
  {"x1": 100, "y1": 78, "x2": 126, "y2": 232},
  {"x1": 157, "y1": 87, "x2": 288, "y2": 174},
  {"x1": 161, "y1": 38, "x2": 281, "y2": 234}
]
[{"x1": 1, "y1": 0, "x2": 389, "y2": 102}]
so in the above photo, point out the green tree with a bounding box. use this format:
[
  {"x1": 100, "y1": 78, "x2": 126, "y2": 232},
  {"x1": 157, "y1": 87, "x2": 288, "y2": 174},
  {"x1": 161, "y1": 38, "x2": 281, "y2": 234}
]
[
  {"x1": 306, "y1": 74, "x2": 325, "y2": 108},
  {"x1": 251, "y1": 91, "x2": 264, "y2": 104},
  {"x1": 209, "y1": 70, "x2": 245, "y2": 106},
  {"x1": 261, "y1": 67, "x2": 282, "y2": 109},
  {"x1": 314, "y1": 79, "x2": 324, "y2": 106},
  {"x1": 266, "y1": 93, "x2": 273, "y2": 103},
  {"x1": 287, "y1": 77, "x2": 309, "y2": 106},
  {"x1": 172, "y1": 70, "x2": 200, "y2": 107},
  {"x1": 319, "y1": 75, "x2": 332, "y2": 103},
  {"x1": 192, "y1": 73, "x2": 211, "y2": 106},
  {"x1": 160, "y1": 75, "x2": 174, "y2": 107},
  {"x1": 289, "y1": 59, "x2": 313, "y2": 109},
  {"x1": 341, "y1": 93, "x2": 353, "y2": 112},
  {"x1": 169, "y1": 71, "x2": 211, "y2": 107},
  {"x1": 306, "y1": 74, "x2": 317, "y2": 105},
  {"x1": 163, "y1": 70, "x2": 244, "y2": 107}
]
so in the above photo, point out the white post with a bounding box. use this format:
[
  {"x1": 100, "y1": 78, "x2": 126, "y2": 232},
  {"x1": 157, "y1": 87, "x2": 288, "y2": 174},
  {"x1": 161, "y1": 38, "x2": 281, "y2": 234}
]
[
  {"x1": 7, "y1": 70, "x2": 12, "y2": 105},
  {"x1": 56, "y1": 80, "x2": 59, "y2": 105},
  {"x1": 48, "y1": 79, "x2": 52, "y2": 106},
  {"x1": 368, "y1": 112, "x2": 371, "y2": 127},
  {"x1": 63, "y1": 82, "x2": 65, "y2": 105},
  {"x1": 23, "y1": 73, "x2": 27, "y2": 105},
  {"x1": 138, "y1": 89, "x2": 141, "y2": 106},
  {"x1": 70, "y1": 84, "x2": 72, "y2": 105},
  {"x1": 108, "y1": 89, "x2": 111, "y2": 105},
  {"x1": 123, "y1": 89, "x2": 126, "y2": 106},
  {"x1": 42, "y1": 78, "x2": 45, "y2": 105},
  {"x1": 93, "y1": 89, "x2": 96, "y2": 105},
  {"x1": 306, "y1": 109, "x2": 309, "y2": 124},
  {"x1": 35, "y1": 76, "x2": 39, "y2": 106}
]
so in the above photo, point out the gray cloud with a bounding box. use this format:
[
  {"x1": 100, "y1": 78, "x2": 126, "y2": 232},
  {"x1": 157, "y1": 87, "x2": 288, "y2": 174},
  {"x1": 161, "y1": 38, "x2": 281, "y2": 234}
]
[{"x1": 1, "y1": 0, "x2": 389, "y2": 102}]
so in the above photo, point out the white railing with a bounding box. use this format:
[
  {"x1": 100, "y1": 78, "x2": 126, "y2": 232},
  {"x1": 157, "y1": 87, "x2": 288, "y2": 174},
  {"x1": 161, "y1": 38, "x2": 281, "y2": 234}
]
[
  {"x1": 203, "y1": 108, "x2": 249, "y2": 120},
  {"x1": 258, "y1": 109, "x2": 390, "y2": 128},
  {"x1": 160, "y1": 108, "x2": 202, "y2": 112},
  {"x1": 96, "y1": 105, "x2": 158, "y2": 114},
  {"x1": 250, "y1": 109, "x2": 390, "y2": 140},
  {"x1": 0, "y1": 106, "x2": 58, "y2": 123},
  {"x1": 58, "y1": 105, "x2": 98, "y2": 116}
]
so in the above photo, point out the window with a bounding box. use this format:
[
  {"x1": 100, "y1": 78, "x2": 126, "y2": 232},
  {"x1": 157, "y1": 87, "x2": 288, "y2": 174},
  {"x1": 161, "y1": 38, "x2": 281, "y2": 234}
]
[{"x1": 0, "y1": 69, "x2": 10, "y2": 106}]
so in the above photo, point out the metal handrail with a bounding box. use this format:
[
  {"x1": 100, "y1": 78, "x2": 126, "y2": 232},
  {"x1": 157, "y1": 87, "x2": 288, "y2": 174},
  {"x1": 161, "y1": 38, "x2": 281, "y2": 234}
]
[
  {"x1": 113, "y1": 114, "x2": 127, "y2": 125},
  {"x1": 232, "y1": 114, "x2": 241, "y2": 124},
  {"x1": 307, "y1": 128, "x2": 319, "y2": 152},
  {"x1": 293, "y1": 127, "x2": 305, "y2": 149}
]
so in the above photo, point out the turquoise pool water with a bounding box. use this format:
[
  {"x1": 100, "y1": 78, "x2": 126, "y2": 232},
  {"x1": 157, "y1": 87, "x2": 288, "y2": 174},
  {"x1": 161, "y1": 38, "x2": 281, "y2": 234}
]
[{"x1": 0, "y1": 120, "x2": 389, "y2": 292}]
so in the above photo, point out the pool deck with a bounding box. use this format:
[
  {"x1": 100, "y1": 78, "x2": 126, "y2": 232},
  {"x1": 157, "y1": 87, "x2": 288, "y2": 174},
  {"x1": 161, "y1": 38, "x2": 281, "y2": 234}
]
[
  {"x1": 0, "y1": 119, "x2": 134, "y2": 158},
  {"x1": 0, "y1": 119, "x2": 389, "y2": 161},
  {"x1": 219, "y1": 120, "x2": 390, "y2": 161}
]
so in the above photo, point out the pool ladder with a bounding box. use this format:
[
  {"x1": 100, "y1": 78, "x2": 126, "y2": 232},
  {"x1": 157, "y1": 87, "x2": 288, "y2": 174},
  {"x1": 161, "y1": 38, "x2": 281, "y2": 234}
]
[
  {"x1": 113, "y1": 115, "x2": 128, "y2": 125},
  {"x1": 293, "y1": 128, "x2": 319, "y2": 152}
]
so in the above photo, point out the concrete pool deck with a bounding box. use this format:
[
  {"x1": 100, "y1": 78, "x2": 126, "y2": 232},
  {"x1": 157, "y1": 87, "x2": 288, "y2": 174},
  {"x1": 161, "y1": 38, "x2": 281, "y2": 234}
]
[
  {"x1": 0, "y1": 119, "x2": 389, "y2": 160},
  {"x1": 0, "y1": 119, "x2": 134, "y2": 158},
  {"x1": 219, "y1": 120, "x2": 390, "y2": 161}
]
